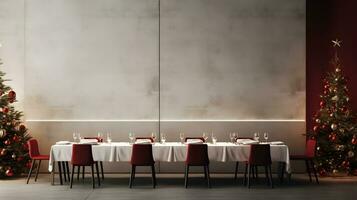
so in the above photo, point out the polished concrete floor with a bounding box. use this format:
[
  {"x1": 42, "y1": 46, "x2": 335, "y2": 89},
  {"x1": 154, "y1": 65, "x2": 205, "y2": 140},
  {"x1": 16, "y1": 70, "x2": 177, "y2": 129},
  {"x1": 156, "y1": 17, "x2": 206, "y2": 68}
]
[{"x1": 0, "y1": 173, "x2": 356, "y2": 200}]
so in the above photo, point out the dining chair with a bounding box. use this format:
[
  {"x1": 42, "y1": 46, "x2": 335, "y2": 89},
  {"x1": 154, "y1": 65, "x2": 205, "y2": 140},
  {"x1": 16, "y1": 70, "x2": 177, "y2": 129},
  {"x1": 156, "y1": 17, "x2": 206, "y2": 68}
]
[
  {"x1": 135, "y1": 137, "x2": 154, "y2": 143},
  {"x1": 77, "y1": 137, "x2": 105, "y2": 181},
  {"x1": 184, "y1": 137, "x2": 206, "y2": 143},
  {"x1": 129, "y1": 144, "x2": 156, "y2": 188},
  {"x1": 290, "y1": 139, "x2": 319, "y2": 184},
  {"x1": 234, "y1": 137, "x2": 258, "y2": 180},
  {"x1": 70, "y1": 144, "x2": 100, "y2": 189},
  {"x1": 26, "y1": 139, "x2": 50, "y2": 184},
  {"x1": 185, "y1": 144, "x2": 211, "y2": 188},
  {"x1": 244, "y1": 144, "x2": 273, "y2": 188}
]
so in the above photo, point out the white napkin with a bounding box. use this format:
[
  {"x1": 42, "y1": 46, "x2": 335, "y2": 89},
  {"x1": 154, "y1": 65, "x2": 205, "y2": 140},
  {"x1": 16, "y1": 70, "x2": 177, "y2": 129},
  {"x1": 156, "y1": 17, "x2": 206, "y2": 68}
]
[
  {"x1": 135, "y1": 139, "x2": 152, "y2": 144},
  {"x1": 236, "y1": 139, "x2": 255, "y2": 144},
  {"x1": 80, "y1": 139, "x2": 98, "y2": 144},
  {"x1": 56, "y1": 141, "x2": 71, "y2": 145},
  {"x1": 241, "y1": 140, "x2": 259, "y2": 145},
  {"x1": 270, "y1": 141, "x2": 284, "y2": 145},
  {"x1": 186, "y1": 139, "x2": 204, "y2": 144}
]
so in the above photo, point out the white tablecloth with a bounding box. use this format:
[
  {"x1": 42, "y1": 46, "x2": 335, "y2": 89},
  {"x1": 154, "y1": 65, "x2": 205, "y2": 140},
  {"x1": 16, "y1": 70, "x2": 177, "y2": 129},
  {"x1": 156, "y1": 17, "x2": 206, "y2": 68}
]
[{"x1": 49, "y1": 142, "x2": 290, "y2": 172}]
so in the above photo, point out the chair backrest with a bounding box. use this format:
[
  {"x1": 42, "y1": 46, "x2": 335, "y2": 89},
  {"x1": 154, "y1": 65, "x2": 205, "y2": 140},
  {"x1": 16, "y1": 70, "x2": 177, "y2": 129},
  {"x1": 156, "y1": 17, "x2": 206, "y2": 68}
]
[
  {"x1": 84, "y1": 136, "x2": 103, "y2": 142},
  {"x1": 28, "y1": 139, "x2": 40, "y2": 158},
  {"x1": 131, "y1": 144, "x2": 155, "y2": 166},
  {"x1": 135, "y1": 137, "x2": 154, "y2": 143},
  {"x1": 305, "y1": 139, "x2": 317, "y2": 158},
  {"x1": 185, "y1": 137, "x2": 205, "y2": 142},
  {"x1": 71, "y1": 144, "x2": 94, "y2": 166},
  {"x1": 248, "y1": 144, "x2": 272, "y2": 165},
  {"x1": 186, "y1": 144, "x2": 209, "y2": 166}
]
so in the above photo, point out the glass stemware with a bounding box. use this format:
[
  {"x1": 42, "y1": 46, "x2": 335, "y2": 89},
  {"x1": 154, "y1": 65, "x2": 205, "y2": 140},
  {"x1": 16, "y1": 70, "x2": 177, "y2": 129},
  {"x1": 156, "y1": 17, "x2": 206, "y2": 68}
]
[
  {"x1": 97, "y1": 132, "x2": 103, "y2": 142},
  {"x1": 211, "y1": 132, "x2": 217, "y2": 144},
  {"x1": 129, "y1": 132, "x2": 134, "y2": 144},
  {"x1": 106, "y1": 132, "x2": 112, "y2": 143},
  {"x1": 73, "y1": 132, "x2": 78, "y2": 143},
  {"x1": 179, "y1": 132, "x2": 185, "y2": 144},
  {"x1": 254, "y1": 132, "x2": 260, "y2": 142},
  {"x1": 203, "y1": 132, "x2": 208, "y2": 143},
  {"x1": 151, "y1": 132, "x2": 157, "y2": 142},
  {"x1": 264, "y1": 132, "x2": 269, "y2": 143},
  {"x1": 161, "y1": 133, "x2": 166, "y2": 144}
]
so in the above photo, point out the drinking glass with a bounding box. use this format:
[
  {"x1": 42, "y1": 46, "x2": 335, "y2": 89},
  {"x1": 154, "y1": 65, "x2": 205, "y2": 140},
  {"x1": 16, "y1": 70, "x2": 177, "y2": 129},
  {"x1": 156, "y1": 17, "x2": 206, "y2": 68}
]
[
  {"x1": 254, "y1": 132, "x2": 260, "y2": 142},
  {"x1": 77, "y1": 133, "x2": 81, "y2": 142},
  {"x1": 161, "y1": 133, "x2": 166, "y2": 144},
  {"x1": 129, "y1": 132, "x2": 134, "y2": 144},
  {"x1": 179, "y1": 132, "x2": 185, "y2": 144},
  {"x1": 264, "y1": 132, "x2": 269, "y2": 143},
  {"x1": 97, "y1": 132, "x2": 103, "y2": 142},
  {"x1": 229, "y1": 133, "x2": 234, "y2": 143},
  {"x1": 106, "y1": 132, "x2": 112, "y2": 143},
  {"x1": 202, "y1": 132, "x2": 208, "y2": 142},
  {"x1": 151, "y1": 132, "x2": 157, "y2": 142},
  {"x1": 211, "y1": 133, "x2": 217, "y2": 144},
  {"x1": 73, "y1": 132, "x2": 78, "y2": 143}
]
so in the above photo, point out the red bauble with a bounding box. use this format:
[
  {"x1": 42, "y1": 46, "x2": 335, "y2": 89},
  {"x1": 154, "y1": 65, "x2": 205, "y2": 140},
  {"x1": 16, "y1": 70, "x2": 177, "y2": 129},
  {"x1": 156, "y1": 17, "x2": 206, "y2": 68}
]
[
  {"x1": 5, "y1": 169, "x2": 14, "y2": 177},
  {"x1": 2, "y1": 107, "x2": 9, "y2": 113},
  {"x1": 322, "y1": 124, "x2": 327, "y2": 129},
  {"x1": 352, "y1": 137, "x2": 357, "y2": 145},
  {"x1": 323, "y1": 90, "x2": 328, "y2": 95},
  {"x1": 329, "y1": 133, "x2": 337, "y2": 141},
  {"x1": 324, "y1": 84, "x2": 329, "y2": 89},
  {"x1": 17, "y1": 156, "x2": 24, "y2": 162},
  {"x1": 4, "y1": 140, "x2": 11, "y2": 145},
  {"x1": 19, "y1": 124, "x2": 26, "y2": 131},
  {"x1": 12, "y1": 135, "x2": 20, "y2": 142},
  {"x1": 313, "y1": 125, "x2": 319, "y2": 132},
  {"x1": 0, "y1": 148, "x2": 5, "y2": 156},
  {"x1": 8, "y1": 90, "x2": 16, "y2": 99},
  {"x1": 319, "y1": 101, "x2": 326, "y2": 107}
]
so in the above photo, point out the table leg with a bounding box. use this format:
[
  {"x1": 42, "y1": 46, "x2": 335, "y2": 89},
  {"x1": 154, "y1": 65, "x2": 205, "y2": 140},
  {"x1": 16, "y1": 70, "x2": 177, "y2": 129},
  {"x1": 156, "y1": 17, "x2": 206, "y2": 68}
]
[{"x1": 51, "y1": 161, "x2": 55, "y2": 185}]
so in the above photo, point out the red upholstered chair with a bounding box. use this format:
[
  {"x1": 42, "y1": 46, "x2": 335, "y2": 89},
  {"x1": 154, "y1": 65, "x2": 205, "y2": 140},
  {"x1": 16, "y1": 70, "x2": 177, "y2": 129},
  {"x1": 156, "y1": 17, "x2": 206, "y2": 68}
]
[
  {"x1": 70, "y1": 144, "x2": 100, "y2": 189},
  {"x1": 129, "y1": 144, "x2": 156, "y2": 188},
  {"x1": 290, "y1": 139, "x2": 319, "y2": 184},
  {"x1": 234, "y1": 137, "x2": 255, "y2": 180},
  {"x1": 244, "y1": 144, "x2": 273, "y2": 188},
  {"x1": 185, "y1": 144, "x2": 211, "y2": 188},
  {"x1": 26, "y1": 139, "x2": 50, "y2": 184},
  {"x1": 135, "y1": 137, "x2": 154, "y2": 143},
  {"x1": 77, "y1": 137, "x2": 105, "y2": 180},
  {"x1": 184, "y1": 137, "x2": 206, "y2": 143}
]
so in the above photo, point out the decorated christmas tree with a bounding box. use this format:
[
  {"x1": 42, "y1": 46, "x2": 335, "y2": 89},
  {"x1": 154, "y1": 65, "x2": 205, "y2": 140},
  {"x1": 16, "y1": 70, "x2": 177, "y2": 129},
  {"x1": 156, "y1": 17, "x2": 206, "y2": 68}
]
[
  {"x1": 312, "y1": 39, "x2": 357, "y2": 176},
  {"x1": 0, "y1": 56, "x2": 31, "y2": 178}
]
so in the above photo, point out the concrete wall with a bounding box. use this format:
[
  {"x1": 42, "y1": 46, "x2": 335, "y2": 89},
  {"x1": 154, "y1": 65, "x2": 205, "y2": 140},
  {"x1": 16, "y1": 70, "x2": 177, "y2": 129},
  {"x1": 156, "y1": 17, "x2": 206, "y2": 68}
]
[{"x1": 0, "y1": 0, "x2": 306, "y2": 173}]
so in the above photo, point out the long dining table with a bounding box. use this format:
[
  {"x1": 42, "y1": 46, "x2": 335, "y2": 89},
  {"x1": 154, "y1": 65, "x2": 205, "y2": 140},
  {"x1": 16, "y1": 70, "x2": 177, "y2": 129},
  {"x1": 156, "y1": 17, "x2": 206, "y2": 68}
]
[{"x1": 49, "y1": 142, "x2": 290, "y2": 184}]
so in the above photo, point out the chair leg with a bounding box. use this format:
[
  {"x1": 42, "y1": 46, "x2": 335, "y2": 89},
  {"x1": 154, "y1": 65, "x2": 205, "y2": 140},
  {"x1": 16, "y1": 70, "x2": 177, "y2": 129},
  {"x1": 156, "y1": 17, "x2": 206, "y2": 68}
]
[
  {"x1": 66, "y1": 162, "x2": 70, "y2": 181},
  {"x1": 234, "y1": 162, "x2": 239, "y2": 180},
  {"x1": 82, "y1": 166, "x2": 85, "y2": 181},
  {"x1": 243, "y1": 163, "x2": 247, "y2": 186},
  {"x1": 310, "y1": 160, "x2": 319, "y2": 184},
  {"x1": 58, "y1": 162, "x2": 63, "y2": 185},
  {"x1": 95, "y1": 162, "x2": 101, "y2": 186},
  {"x1": 264, "y1": 166, "x2": 269, "y2": 186},
  {"x1": 151, "y1": 164, "x2": 157, "y2": 188},
  {"x1": 91, "y1": 165, "x2": 95, "y2": 189},
  {"x1": 247, "y1": 164, "x2": 251, "y2": 188},
  {"x1": 26, "y1": 159, "x2": 36, "y2": 184},
  {"x1": 206, "y1": 165, "x2": 211, "y2": 188},
  {"x1": 255, "y1": 166, "x2": 259, "y2": 179},
  {"x1": 268, "y1": 165, "x2": 274, "y2": 188},
  {"x1": 203, "y1": 165, "x2": 207, "y2": 179},
  {"x1": 305, "y1": 159, "x2": 312, "y2": 182},
  {"x1": 279, "y1": 162, "x2": 286, "y2": 183},
  {"x1": 129, "y1": 165, "x2": 135, "y2": 188},
  {"x1": 35, "y1": 160, "x2": 42, "y2": 182},
  {"x1": 185, "y1": 165, "x2": 189, "y2": 188},
  {"x1": 77, "y1": 166, "x2": 80, "y2": 180},
  {"x1": 70, "y1": 166, "x2": 75, "y2": 189},
  {"x1": 62, "y1": 162, "x2": 67, "y2": 182},
  {"x1": 100, "y1": 161, "x2": 104, "y2": 180}
]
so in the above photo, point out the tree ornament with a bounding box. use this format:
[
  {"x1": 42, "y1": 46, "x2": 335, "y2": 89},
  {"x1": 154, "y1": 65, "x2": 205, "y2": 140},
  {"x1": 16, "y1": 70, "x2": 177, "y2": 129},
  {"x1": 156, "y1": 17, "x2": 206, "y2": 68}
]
[
  {"x1": 335, "y1": 68, "x2": 341, "y2": 73},
  {"x1": 319, "y1": 101, "x2": 326, "y2": 107},
  {"x1": 2, "y1": 107, "x2": 9, "y2": 113},
  {"x1": 0, "y1": 148, "x2": 5, "y2": 156},
  {"x1": 331, "y1": 95, "x2": 339, "y2": 101},
  {"x1": 328, "y1": 133, "x2": 337, "y2": 141},
  {"x1": 5, "y1": 169, "x2": 14, "y2": 177},
  {"x1": 315, "y1": 118, "x2": 321, "y2": 124},
  {"x1": 348, "y1": 151, "x2": 355, "y2": 158},
  {"x1": 19, "y1": 124, "x2": 26, "y2": 131},
  {"x1": 0, "y1": 129, "x2": 5, "y2": 138},
  {"x1": 11, "y1": 153, "x2": 16, "y2": 159},
  {"x1": 331, "y1": 123, "x2": 338, "y2": 130},
  {"x1": 352, "y1": 136, "x2": 357, "y2": 145},
  {"x1": 313, "y1": 125, "x2": 319, "y2": 132},
  {"x1": 4, "y1": 139, "x2": 11, "y2": 145}
]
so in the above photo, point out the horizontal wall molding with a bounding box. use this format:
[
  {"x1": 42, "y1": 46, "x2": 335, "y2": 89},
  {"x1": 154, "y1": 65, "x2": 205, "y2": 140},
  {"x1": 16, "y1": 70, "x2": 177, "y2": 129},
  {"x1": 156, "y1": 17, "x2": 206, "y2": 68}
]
[{"x1": 26, "y1": 119, "x2": 305, "y2": 122}]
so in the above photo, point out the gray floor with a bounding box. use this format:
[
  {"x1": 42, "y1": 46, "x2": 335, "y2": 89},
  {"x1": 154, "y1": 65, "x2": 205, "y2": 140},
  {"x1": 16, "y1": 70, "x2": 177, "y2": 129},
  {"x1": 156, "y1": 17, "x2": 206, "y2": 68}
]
[{"x1": 0, "y1": 173, "x2": 356, "y2": 200}]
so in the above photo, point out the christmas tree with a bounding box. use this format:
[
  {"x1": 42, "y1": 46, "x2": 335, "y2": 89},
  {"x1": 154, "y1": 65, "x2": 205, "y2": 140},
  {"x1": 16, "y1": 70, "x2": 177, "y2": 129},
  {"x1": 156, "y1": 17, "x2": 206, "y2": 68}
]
[
  {"x1": 312, "y1": 39, "x2": 357, "y2": 176},
  {"x1": 0, "y1": 56, "x2": 31, "y2": 178}
]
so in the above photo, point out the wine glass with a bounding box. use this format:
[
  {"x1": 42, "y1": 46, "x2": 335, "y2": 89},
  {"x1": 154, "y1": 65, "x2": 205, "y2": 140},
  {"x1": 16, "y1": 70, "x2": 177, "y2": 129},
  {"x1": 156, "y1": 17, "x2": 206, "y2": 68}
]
[
  {"x1": 97, "y1": 132, "x2": 103, "y2": 142},
  {"x1": 77, "y1": 132, "x2": 81, "y2": 142},
  {"x1": 179, "y1": 132, "x2": 185, "y2": 144},
  {"x1": 151, "y1": 132, "x2": 157, "y2": 142},
  {"x1": 203, "y1": 132, "x2": 208, "y2": 143},
  {"x1": 264, "y1": 132, "x2": 269, "y2": 143},
  {"x1": 73, "y1": 132, "x2": 78, "y2": 143},
  {"x1": 254, "y1": 132, "x2": 260, "y2": 142},
  {"x1": 161, "y1": 133, "x2": 166, "y2": 144},
  {"x1": 211, "y1": 132, "x2": 217, "y2": 144},
  {"x1": 129, "y1": 132, "x2": 134, "y2": 144},
  {"x1": 106, "y1": 132, "x2": 112, "y2": 143},
  {"x1": 229, "y1": 132, "x2": 234, "y2": 143}
]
